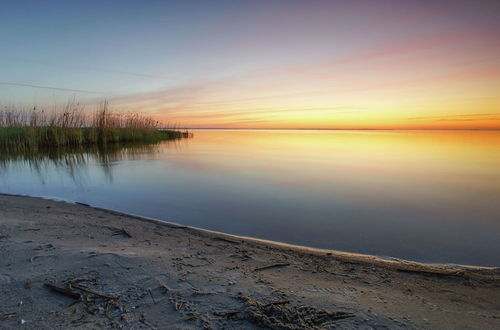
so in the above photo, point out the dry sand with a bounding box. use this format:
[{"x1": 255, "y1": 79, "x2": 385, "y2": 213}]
[{"x1": 0, "y1": 194, "x2": 499, "y2": 329}]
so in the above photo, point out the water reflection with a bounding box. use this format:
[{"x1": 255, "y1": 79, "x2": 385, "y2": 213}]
[
  {"x1": 1, "y1": 129, "x2": 499, "y2": 266},
  {"x1": 0, "y1": 139, "x2": 187, "y2": 184}
]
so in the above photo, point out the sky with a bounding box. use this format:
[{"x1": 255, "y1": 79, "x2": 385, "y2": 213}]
[{"x1": 0, "y1": 0, "x2": 499, "y2": 129}]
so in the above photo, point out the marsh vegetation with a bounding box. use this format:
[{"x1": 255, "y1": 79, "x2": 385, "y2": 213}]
[{"x1": 0, "y1": 101, "x2": 189, "y2": 152}]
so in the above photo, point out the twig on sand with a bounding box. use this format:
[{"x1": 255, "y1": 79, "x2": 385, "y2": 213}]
[
  {"x1": 0, "y1": 312, "x2": 16, "y2": 319},
  {"x1": 264, "y1": 300, "x2": 290, "y2": 307},
  {"x1": 30, "y1": 254, "x2": 56, "y2": 263},
  {"x1": 112, "y1": 228, "x2": 132, "y2": 238},
  {"x1": 330, "y1": 312, "x2": 356, "y2": 321},
  {"x1": 159, "y1": 284, "x2": 171, "y2": 293},
  {"x1": 193, "y1": 289, "x2": 214, "y2": 295},
  {"x1": 140, "y1": 314, "x2": 157, "y2": 329},
  {"x1": 214, "y1": 309, "x2": 242, "y2": 317},
  {"x1": 175, "y1": 301, "x2": 184, "y2": 311},
  {"x1": 397, "y1": 268, "x2": 464, "y2": 277},
  {"x1": 254, "y1": 263, "x2": 290, "y2": 272},
  {"x1": 155, "y1": 278, "x2": 172, "y2": 293},
  {"x1": 44, "y1": 283, "x2": 81, "y2": 300},
  {"x1": 70, "y1": 283, "x2": 118, "y2": 300},
  {"x1": 148, "y1": 289, "x2": 156, "y2": 304},
  {"x1": 213, "y1": 237, "x2": 240, "y2": 245},
  {"x1": 70, "y1": 314, "x2": 89, "y2": 324},
  {"x1": 169, "y1": 225, "x2": 189, "y2": 229}
]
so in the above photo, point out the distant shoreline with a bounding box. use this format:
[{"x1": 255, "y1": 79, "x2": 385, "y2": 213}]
[{"x1": 181, "y1": 127, "x2": 500, "y2": 131}]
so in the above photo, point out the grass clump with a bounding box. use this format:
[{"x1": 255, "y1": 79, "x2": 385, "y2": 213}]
[{"x1": 0, "y1": 101, "x2": 190, "y2": 152}]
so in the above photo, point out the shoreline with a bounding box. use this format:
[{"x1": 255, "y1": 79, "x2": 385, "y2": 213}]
[
  {"x1": 1, "y1": 194, "x2": 499, "y2": 329},
  {"x1": 1, "y1": 192, "x2": 498, "y2": 273}
]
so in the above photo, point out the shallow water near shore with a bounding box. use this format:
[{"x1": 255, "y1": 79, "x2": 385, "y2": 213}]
[{"x1": 1, "y1": 129, "x2": 499, "y2": 266}]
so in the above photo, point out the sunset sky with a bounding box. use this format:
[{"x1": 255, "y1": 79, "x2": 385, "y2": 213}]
[{"x1": 1, "y1": 0, "x2": 499, "y2": 129}]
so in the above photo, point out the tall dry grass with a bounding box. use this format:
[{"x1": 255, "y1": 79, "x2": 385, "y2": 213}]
[{"x1": 0, "y1": 101, "x2": 189, "y2": 151}]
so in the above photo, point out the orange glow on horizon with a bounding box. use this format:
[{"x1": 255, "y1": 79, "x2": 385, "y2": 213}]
[{"x1": 112, "y1": 41, "x2": 500, "y2": 130}]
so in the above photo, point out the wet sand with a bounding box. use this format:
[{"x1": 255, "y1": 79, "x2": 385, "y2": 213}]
[{"x1": 0, "y1": 194, "x2": 499, "y2": 329}]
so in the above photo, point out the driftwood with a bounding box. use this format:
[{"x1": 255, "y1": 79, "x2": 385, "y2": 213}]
[
  {"x1": 175, "y1": 301, "x2": 184, "y2": 311},
  {"x1": 169, "y1": 225, "x2": 189, "y2": 229},
  {"x1": 159, "y1": 284, "x2": 171, "y2": 293},
  {"x1": 44, "y1": 283, "x2": 81, "y2": 300},
  {"x1": 155, "y1": 277, "x2": 172, "y2": 293},
  {"x1": 148, "y1": 289, "x2": 156, "y2": 304},
  {"x1": 214, "y1": 310, "x2": 242, "y2": 317},
  {"x1": 263, "y1": 300, "x2": 290, "y2": 307},
  {"x1": 254, "y1": 263, "x2": 290, "y2": 272},
  {"x1": 70, "y1": 283, "x2": 118, "y2": 300},
  {"x1": 112, "y1": 228, "x2": 132, "y2": 238},
  {"x1": 0, "y1": 312, "x2": 16, "y2": 319},
  {"x1": 236, "y1": 294, "x2": 356, "y2": 328},
  {"x1": 397, "y1": 268, "x2": 464, "y2": 277},
  {"x1": 193, "y1": 289, "x2": 214, "y2": 295},
  {"x1": 213, "y1": 237, "x2": 240, "y2": 245}
]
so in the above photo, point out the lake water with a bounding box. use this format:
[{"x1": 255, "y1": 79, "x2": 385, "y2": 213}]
[{"x1": 1, "y1": 129, "x2": 499, "y2": 266}]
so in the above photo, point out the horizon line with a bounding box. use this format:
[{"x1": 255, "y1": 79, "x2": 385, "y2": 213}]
[{"x1": 167, "y1": 127, "x2": 500, "y2": 131}]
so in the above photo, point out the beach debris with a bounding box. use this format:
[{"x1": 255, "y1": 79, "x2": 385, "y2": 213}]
[
  {"x1": 254, "y1": 263, "x2": 290, "y2": 272},
  {"x1": 23, "y1": 228, "x2": 40, "y2": 231},
  {"x1": 192, "y1": 289, "x2": 214, "y2": 296},
  {"x1": 45, "y1": 276, "x2": 133, "y2": 327},
  {"x1": 156, "y1": 279, "x2": 172, "y2": 293},
  {"x1": 184, "y1": 312, "x2": 201, "y2": 321},
  {"x1": 70, "y1": 314, "x2": 89, "y2": 324},
  {"x1": 139, "y1": 313, "x2": 157, "y2": 329},
  {"x1": 69, "y1": 283, "x2": 119, "y2": 300},
  {"x1": 396, "y1": 268, "x2": 465, "y2": 278},
  {"x1": 44, "y1": 283, "x2": 81, "y2": 300},
  {"x1": 148, "y1": 289, "x2": 156, "y2": 304},
  {"x1": 175, "y1": 301, "x2": 184, "y2": 311},
  {"x1": 170, "y1": 295, "x2": 187, "y2": 312},
  {"x1": 213, "y1": 237, "x2": 240, "y2": 245},
  {"x1": 214, "y1": 309, "x2": 242, "y2": 317},
  {"x1": 34, "y1": 243, "x2": 55, "y2": 250},
  {"x1": 263, "y1": 300, "x2": 290, "y2": 307},
  {"x1": 169, "y1": 225, "x2": 189, "y2": 229},
  {"x1": 76, "y1": 202, "x2": 90, "y2": 207},
  {"x1": 0, "y1": 312, "x2": 16, "y2": 319},
  {"x1": 215, "y1": 294, "x2": 355, "y2": 329},
  {"x1": 111, "y1": 228, "x2": 132, "y2": 238},
  {"x1": 30, "y1": 254, "x2": 56, "y2": 263}
]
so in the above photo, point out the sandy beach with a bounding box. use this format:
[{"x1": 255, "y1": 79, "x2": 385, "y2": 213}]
[{"x1": 0, "y1": 194, "x2": 499, "y2": 329}]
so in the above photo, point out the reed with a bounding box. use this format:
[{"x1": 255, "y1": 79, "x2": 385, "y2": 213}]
[{"x1": 0, "y1": 101, "x2": 190, "y2": 151}]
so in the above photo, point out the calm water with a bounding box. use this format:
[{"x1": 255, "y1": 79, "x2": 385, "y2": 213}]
[{"x1": 1, "y1": 130, "x2": 499, "y2": 266}]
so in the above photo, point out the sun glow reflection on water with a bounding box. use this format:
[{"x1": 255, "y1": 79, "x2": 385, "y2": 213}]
[{"x1": 1, "y1": 129, "x2": 499, "y2": 266}]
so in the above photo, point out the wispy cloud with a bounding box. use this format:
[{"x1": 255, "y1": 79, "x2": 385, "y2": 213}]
[
  {"x1": 408, "y1": 113, "x2": 500, "y2": 121},
  {"x1": 325, "y1": 30, "x2": 496, "y2": 67},
  {"x1": 278, "y1": 67, "x2": 358, "y2": 83},
  {"x1": 0, "y1": 81, "x2": 104, "y2": 94},
  {"x1": 1, "y1": 57, "x2": 169, "y2": 80}
]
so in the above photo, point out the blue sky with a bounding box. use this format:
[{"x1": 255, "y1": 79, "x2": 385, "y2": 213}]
[{"x1": 1, "y1": 0, "x2": 499, "y2": 128}]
